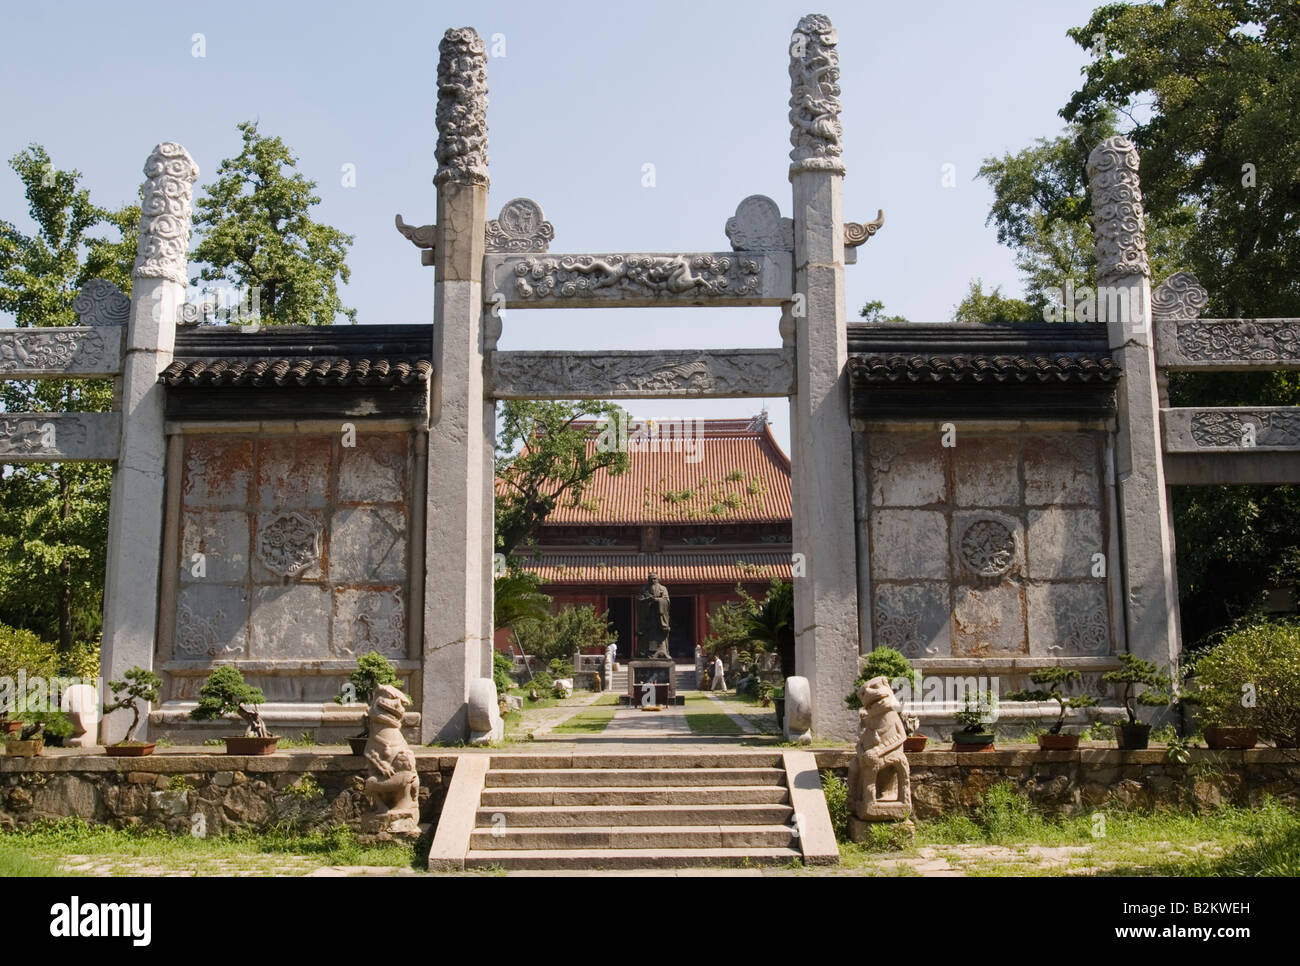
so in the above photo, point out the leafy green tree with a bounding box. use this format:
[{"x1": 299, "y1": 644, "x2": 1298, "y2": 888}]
[
  {"x1": 510, "y1": 604, "x2": 616, "y2": 666},
  {"x1": 950, "y1": 279, "x2": 1042, "y2": 324},
  {"x1": 493, "y1": 569, "x2": 552, "y2": 630},
  {"x1": 0, "y1": 146, "x2": 136, "y2": 656},
  {"x1": 744, "y1": 579, "x2": 794, "y2": 679},
  {"x1": 975, "y1": 2, "x2": 1300, "y2": 647},
  {"x1": 857, "y1": 299, "x2": 909, "y2": 324},
  {"x1": 191, "y1": 121, "x2": 355, "y2": 325},
  {"x1": 494, "y1": 400, "x2": 630, "y2": 558}
]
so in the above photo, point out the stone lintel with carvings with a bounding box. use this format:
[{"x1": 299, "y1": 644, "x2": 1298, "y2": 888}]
[
  {"x1": 1162, "y1": 407, "x2": 1300, "y2": 453},
  {"x1": 0, "y1": 412, "x2": 121, "y2": 462},
  {"x1": 483, "y1": 252, "x2": 793, "y2": 309},
  {"x1": 0, "y1": 327, "x2": 123, "y2": 379},
  {"x1": 488, "y1": 348, "x2": 795, "y2": 399},
  {"x1": 1154, "y1": 318, "x2": 1300, "y2": 371}
]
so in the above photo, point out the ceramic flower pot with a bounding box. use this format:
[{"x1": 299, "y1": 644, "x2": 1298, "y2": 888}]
[
  {"x1": 223, "y1": 736, "x2": 278, "y2": 755},
  {"x1": 1116, "y1": 723, "x2": 1151, "y2": 750},
  {"x1": 348, "y1": 736, "x2": 369, "y2": 756},
  {"x1": 4, "y1": 737, "x2": 43, "y2": 757},
  {"x1": 105, "y1": 742, "x2": 156, "y2": 758},
  {"x1": 951, "y1": 731, "x2": 995, "y2": 752},
  {"x1": 1037, "y1": 733, "x2": 1079, "y2": 751},
  {"x1": 1203, "y1": 726, "x2": 1258, "y2": 750},
  {"x1": 904, "y1": 735, "x2": 928, "y2": 752}
]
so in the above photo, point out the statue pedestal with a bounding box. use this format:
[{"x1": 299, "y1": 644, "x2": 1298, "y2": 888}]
[{"x1": 625, "y1": 660, "x2": 679, "y2": 706}]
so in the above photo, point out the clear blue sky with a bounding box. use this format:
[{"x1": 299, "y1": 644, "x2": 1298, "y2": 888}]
[{"x1": 0, "y1": 0, "x2": 1106, "y2": 453}]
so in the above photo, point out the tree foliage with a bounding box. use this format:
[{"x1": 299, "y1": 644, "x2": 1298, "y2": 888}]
[
  {"x1": 0, "y1": 145, "x2": 135, "y2": 655},
  {"x1": 510, "y1": 604, "x2": 616, "y2": 666},
  {"x1": 857, "y1": 299, "x2": 909, "y2": 324},
  {"x1": 950, "y1": 279, "x2": 1042, "y2": 324},
  {"x1": 191, "y1": 121, "x2": 355, "y2": 325},
  {"x1": 975, "y1": 1, "x2": 1300, "y2": 647},
  {"x1": 494, "y1": 400, "x2": 630, "y2": 558}
]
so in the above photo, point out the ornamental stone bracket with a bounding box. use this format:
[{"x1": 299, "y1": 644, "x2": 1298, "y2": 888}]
[
  {"x1": 844, "y1": 210, "x2": 885, "y2": 264},
  {"x1": 488, "y1": 348, "x2": 795, "y2": 399},
  {"x1": 1154, "y1": 317, "x2": 1300, "y2": 371},
  {"x1": 398, "y1": 197, "x2": 555, "y2": 265},
  {"x1": 486, "y1": 198, "x2": 553, "y2": 253},
  {"x1": 483, "y1": 251, "x2": 793, "y2": 309},
  {"x1": 0, "y1": 412, "x2": 121, "y2": 462},
  {"x1": 0, "y1": 327, "x2": 123, "y2": 378},
  {"x1": 1162, "y1": 407, "x2": 1300, "y2": 453},
  {"x1": 396, "y1": 214, "x2": 437, "y2": 266},
  {"x1": 1151, "y1": 271, "x2": 1208, "y2": 323},
  {"x1": 73, "y1": 280, "x2": 130, "y2": 327},
  {"x1": 725, "y1": 195, "x2": 793, "y2": 252}
]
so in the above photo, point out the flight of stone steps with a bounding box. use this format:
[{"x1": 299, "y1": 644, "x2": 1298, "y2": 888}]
[{"x1": 430, "y1": 750, "x2": 837, "y2": 871}]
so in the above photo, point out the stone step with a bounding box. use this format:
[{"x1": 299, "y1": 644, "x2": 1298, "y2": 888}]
[
  {"x1": 484, "y1": 767, "x2": 786, "y2": 788},
  {"x1": 487, "y1": 752, "x2": 784, "y2": 770},
  {"x1": 469, "y1": 824, "x2": 797, "y2": 851},
  {"x1": 479, "y1": 784, "x2": 791, "y2": 807},
  {"x1": 475, "y1": 803, "x2": 794, "y2": 827},
  {"x1": 464, "y1": 846, "x2": 802, "y2": 870}
]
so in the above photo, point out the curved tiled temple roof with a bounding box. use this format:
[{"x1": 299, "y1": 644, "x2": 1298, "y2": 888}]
[
  {"x1": 161, "y1": 356, "x2": 431, "y2": 387},
  {"x1": 847, "y1": 322, "x2": 1119, "y2": 420},
  {"x1": 503, "y1": 417, "x2": 793, "y2": 526}
]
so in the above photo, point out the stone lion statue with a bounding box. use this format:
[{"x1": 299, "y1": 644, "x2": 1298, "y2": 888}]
[
  {"x1": 846, "y1": 676, "x2": 912, "y2": 828},
  {"x1": 361, "y1": 683, "x2": 420, "y2": 838}
]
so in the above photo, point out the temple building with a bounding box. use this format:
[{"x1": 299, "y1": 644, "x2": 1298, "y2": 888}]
[{"x1": 499, "y1": 415, "x2": 793, "y2": 662}]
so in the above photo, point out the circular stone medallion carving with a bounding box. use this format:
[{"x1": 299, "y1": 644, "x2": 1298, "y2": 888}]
[
  {"x1": 959, "y1": 520, "x2": 1016, "y2": 578},
  {"x1": 257, "y1": 511, "x2": 321, "y2": 577}
]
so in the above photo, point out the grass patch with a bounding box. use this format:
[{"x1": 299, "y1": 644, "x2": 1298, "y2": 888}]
[
  {"x1": 0, "y1": 819, "x2": 415, "y2": 876},
  {"x1": 551, "y1": 706, "x2": 618, "y2": 735},
  {"x1": 684, "y1": 713, "x2": 742, "y2": 735},
  {"x1": 592, "y1": 693, "x2": 620, "y2": 706}
]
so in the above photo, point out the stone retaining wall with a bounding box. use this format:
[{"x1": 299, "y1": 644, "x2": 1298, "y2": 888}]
[
  {"x1": 2, "y1": 748, "x2": 1295, "y2": 835},
  {"x1": 815, "y1": 748, "x2": 1300, "y2": 819},
  {"x1": 0, "y1": 751, "x2": 457, "y2": 835}
]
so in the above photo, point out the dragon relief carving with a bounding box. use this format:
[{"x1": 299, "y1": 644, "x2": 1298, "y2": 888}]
[
  {"x1": 788, "y1": 14, "x2": 845, "y2": 175},
  {"x1": 0, "y1": 416, "x2": 88, "y2": 455},
  {"x1": 510, "y1": 254, "x2": 760, "y2": 301},
  {"x1": 1189, "y1": 410, "x2": 1300, "y2": 449},
  {"x1": 1086, "y1": 136, "x2": 1149, "y2": 283},
  {"x1": 434, "y1": 27, "x2": 489, "y2": 186},
  {"x1": 0, "y1": 330, "x2": 109, "y2": 373},
  {"x1": 1175, "y1": 320, "x2": 1300, "y2": 364},
  {"x1": 133, "y1": 143, "x2": 200, "y2": 285},
  {"x1": 491, "y1": 350, "x2": 791, "y2": 397}
]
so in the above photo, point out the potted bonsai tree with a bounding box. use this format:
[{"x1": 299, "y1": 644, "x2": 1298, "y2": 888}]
[
  {"x1": 846, "y1": 646, "x2": 926, "y2": 750},
  {"x1": 1005, "y1": 667, "x2": 1098, "y2": 750},
  {"x1": 4, "y1": 719, "x2": 46, "y2": 757},
  {"x1": 335, "y1": 651, "x2": 401, "y2": 755},
  {"x1": 102, "y1": 667, "x2": 162, "y2": 757},
  {"x1": 952, "y1": 688, "x2": 997, "y2": 751},
  {"x1": 189, "y1": 666, "x2": 277, "y2": 754},
  {"x1": 1101, "y1": 653, "x2": 1171, "y2": 750}
]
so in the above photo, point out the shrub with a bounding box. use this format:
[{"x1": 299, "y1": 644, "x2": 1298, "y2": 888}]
[
  {"x1": 1189, "y1": 620, "x2": 1300, "y2": 747},
  {"x1": 492, "y1": 650, "x2": 515, "y2": 695},
  {"x1": 846, "y1": 646, "x2": 918, "y2": 709},
  {"x1": 821, "y1": 772, "x2": 848, "y2": 841},
  {"x1": 190, "y1": 666, "x2": 269, "y2": 737},
  {"x1": 512, "y1": 605, "x2": 615, "y2": 665},
  {"x1": 973, "y1": 782, "x2": 1040, "y2": 843},
  {"x1": 524, "y1": 670, "x2": 553, "y2": 699}
]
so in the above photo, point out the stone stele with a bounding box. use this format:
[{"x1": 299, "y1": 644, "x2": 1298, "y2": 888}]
[
  {"x1": 361, "y1": 684, "x2": 421, "y2": 839},
  {"x1": 846, "y1": 676, "x2": 912, "y2": 838}
]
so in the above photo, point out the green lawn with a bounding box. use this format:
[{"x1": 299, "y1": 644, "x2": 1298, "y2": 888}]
[
  {"x1": 551, "y1": 705, "x2": 619, "y2": 734},
  {"x1": 684, "y1": 712, "x2": 743, "y2": 735},
  {"x1": 0, "y1": 820, "x2": 415, "y2": 877}
]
